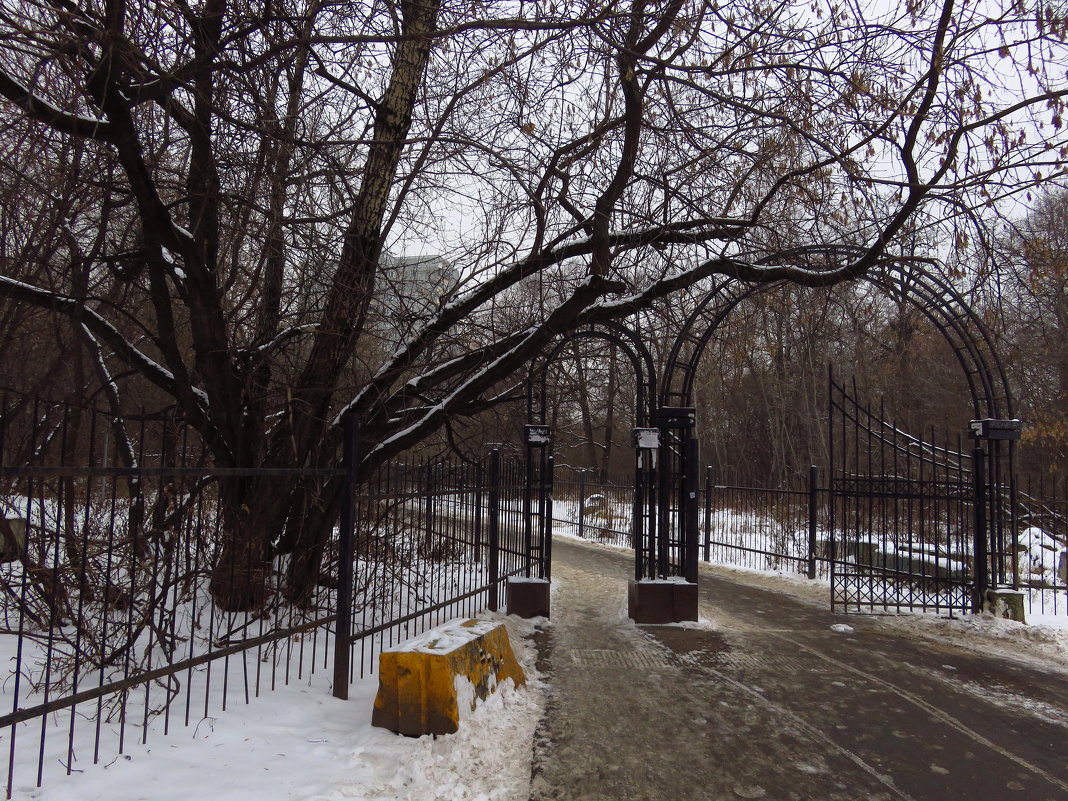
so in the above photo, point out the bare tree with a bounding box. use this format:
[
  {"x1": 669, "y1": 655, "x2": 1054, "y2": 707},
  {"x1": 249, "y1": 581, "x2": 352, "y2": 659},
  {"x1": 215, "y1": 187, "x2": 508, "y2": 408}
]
[
  {"x1": 984, "y1": 185, "x2": 1068, "y2": 473},
  {"x1": 0, "y1": 0, "x2": 1065, "y2": 608}
]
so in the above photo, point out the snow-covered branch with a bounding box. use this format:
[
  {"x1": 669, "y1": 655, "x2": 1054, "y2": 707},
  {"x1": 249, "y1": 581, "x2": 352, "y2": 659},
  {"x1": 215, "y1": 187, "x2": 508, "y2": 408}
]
[
  {"x1": 0, "y1": 275, "x2": 211, "y2": 419},
  {"x1": 0, "y1": 70, "x2": 114, "y2": 141}
]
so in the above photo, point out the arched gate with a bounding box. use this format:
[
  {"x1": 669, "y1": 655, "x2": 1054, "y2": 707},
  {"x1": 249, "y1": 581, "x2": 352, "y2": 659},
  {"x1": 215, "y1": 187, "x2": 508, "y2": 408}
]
[
  {"x1": 524, "y1": 261, "x2": 1018, "y2": 618},
  {"x1": 661, "y1": 261, "x2": 1018, "y2": 614}
]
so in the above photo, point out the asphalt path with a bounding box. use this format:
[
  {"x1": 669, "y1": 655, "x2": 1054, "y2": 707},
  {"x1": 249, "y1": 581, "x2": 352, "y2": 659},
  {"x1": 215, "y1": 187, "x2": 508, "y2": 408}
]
[{"x1": 528, "y1": 538, "x2": 1068, "y2": 801}]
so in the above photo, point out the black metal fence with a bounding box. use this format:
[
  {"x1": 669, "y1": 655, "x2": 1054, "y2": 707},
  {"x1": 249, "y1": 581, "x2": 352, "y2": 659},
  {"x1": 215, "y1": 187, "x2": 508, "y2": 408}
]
[
  {"x1": 700, "y1": 468, "x2": 824, "y2": 579},
  {"x1": 0, "y1": 393, "x2": 535, "y2": 798},
  {"x1": 827, "y1": 377, "x2": 981, "y2": 615},
  {"x1": 1015, "y1": 473, "x2": 1068, "y2": 619},
  {"x1": 553, "y1": 460, "x2": 1067, "y2": 621},
  {"x1": 552, "y1": 467, "x2": 636, "y2": 548}
]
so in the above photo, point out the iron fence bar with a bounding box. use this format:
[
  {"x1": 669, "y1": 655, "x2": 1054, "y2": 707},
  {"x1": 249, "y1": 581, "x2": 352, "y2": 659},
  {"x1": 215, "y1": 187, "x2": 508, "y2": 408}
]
[
  {"x1": 684, "y1": 437, "x2": 699, "y2": 583},
  {"x1": 488, "y1": 450, "x2": 501, "y2": 612},
  {"x1": 522, "y1": 447, "x2": 533, "y2": 579},
  {"x1": 808, "y1": 464, "x2": 818, "y2": 580},
  {"x1": 704, "y1": 466, "x2": 713, "y2": 563},
  {"x1": 1007, "y1": 440, "x2": 1019, "y2": 590},
  {"x1": 632, "y1": 453, "x2": 642, "y2": 576},
  {"x1": 973, "y1": 444, "x2": 988, "y2": 613},
  {"x1": 0, "y1": 613, "x2": 337, "y2": 730},
  {"x1": 351, "y1": 568, "x2": 525, "y2": 646},
  {"x1": 646, "y1": 445, "x2": 656, "y2": 578},
  {"x1": 473, "y1": 462, "x2": 484, "y2": 564},
  {"x1": 578, "y1": 469, "x2": 586, "y2": 541},
  {"x1": 0, "y1": 466, "x2": 345, "y2": 478},
  {"x1": 543, "y1": 455, "x2": 554, "y2": 580},
  {"x1": 829, "y1": 366, "x2": 839, "y2": 613},
  {"x1": 703, "y1": 539, "x2": 816, "y2": 563},
  {"x1": 711, "y1": 484, "x2": 808, "y2": 497}
]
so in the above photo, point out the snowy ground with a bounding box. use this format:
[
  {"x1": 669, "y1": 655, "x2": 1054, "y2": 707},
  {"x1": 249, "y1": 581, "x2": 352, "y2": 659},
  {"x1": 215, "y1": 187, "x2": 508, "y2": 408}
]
[
  {"x1": 12, "y1": 529, "x2": 1068, "y2": 800},
  {"x1": 15, "y1": 613, "x2": 545, "y2": 801}
]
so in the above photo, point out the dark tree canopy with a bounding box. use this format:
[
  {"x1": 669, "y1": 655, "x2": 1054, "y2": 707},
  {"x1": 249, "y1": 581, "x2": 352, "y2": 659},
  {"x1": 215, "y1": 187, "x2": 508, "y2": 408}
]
[{"x1": 0, "y1": 0, "x2": 1065, "y2": 606}]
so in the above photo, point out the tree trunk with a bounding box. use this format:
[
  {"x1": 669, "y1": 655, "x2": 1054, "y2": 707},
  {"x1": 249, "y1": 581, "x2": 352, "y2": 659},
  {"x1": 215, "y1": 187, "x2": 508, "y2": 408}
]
[{"x1": 208, "y1": 475, "x2": 291, "y2": 612}]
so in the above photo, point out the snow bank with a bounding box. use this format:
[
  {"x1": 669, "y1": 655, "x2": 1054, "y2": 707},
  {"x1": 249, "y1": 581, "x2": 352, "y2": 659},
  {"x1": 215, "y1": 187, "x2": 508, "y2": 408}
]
[{"x1": 17, "y1": 614, "x2": 546, "y2": 801}]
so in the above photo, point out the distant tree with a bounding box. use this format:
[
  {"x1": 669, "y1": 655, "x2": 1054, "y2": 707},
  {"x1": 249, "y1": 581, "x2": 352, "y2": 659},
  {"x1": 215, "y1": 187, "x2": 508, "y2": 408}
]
[
  {"x1": 0, "y1": 0, "x2": 1065, "y2": 608},
  {"x1": 987, "y1": 186, "x2": 1068, "y2": 473}
]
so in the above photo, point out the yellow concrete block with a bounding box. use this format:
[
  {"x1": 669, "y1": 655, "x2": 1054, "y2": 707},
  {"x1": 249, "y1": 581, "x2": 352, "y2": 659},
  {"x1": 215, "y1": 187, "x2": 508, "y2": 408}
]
[{"x1": 371, "y1": 619, "x2": 526, "y2": 736}]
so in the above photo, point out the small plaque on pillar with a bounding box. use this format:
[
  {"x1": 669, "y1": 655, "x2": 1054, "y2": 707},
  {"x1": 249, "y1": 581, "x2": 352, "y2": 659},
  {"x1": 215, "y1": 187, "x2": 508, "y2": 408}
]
[
  {"x1": 524, "y1": 425, "x2": 551, "y2": 446},
  {"x1": 968, "y1": 419, "x2": 1022, "y2": 441},
  {"x1": 633, "y1": 428, "x2": 660, "y2": 450},
  {"x1": 655, "y1": 407, "x2": 696, "y2": 429}
]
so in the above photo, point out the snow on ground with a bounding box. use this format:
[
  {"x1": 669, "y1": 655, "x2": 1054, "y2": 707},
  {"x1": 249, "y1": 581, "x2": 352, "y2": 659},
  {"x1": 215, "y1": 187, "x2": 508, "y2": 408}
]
[
  {"x1": 878, "y1": 607, "x2": 1068, "y2": 670},
  {"x1": 11, "y1": 523, "x2": 1068, "y2": 800},
  {"x1": 17, "y1": 613, "x2": 545, "y2": 801}
]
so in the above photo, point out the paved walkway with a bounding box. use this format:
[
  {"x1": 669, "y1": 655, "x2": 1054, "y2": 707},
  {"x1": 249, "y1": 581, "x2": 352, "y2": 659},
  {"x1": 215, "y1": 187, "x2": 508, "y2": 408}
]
[{"x1": 529, "y1": 538, "x2": 1068, "y2": 801}]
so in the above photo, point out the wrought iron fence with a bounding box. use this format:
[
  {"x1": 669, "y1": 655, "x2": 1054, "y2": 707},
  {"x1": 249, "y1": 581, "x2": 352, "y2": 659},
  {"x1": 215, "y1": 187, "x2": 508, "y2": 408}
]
[
  {"x1": 695, "y1": 467, "x2": 1067, "y2": 621},
  {"x1": 1014, "y1": 473, "x2": 1068, "y2": 619},
  {"x1": 700, "y1": 469, "x2": 825, "y2": 579},
  {"x1": 544, "y1": 454, "x2": 1065, "y2": 624},
  {"x1": 552, "y1": 467, "x2": 635, "y2": 548},
  {"x1": 0, "y1": 392, "x2": 533, "y2": 798}
]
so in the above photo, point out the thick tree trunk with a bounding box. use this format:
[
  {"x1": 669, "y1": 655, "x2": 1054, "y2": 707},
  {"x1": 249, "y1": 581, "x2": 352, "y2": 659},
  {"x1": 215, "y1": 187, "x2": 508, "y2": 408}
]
[
  {"x1": 282, "y1": 0, "x2": 441, "y2": 450},
  {"x1": 207, "y1": 1, "x2": 440, "y2": 611},
  {"x1": 280, "y1": 477, "x2": 344, "y2": 608}
]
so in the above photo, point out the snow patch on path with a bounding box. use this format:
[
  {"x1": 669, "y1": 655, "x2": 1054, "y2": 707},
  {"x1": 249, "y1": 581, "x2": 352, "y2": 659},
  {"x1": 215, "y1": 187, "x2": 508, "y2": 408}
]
[{"x1": 879, "y1": 610, "x2": 1068, "y2": 672}]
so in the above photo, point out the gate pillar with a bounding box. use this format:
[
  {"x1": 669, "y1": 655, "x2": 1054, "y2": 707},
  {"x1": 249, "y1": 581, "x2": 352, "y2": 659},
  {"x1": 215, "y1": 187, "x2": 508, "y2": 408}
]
[
  {"x1": 510, "y1": 425, "x2": 552, "y2": 619},
  {"x1": 632, "y1": 427, "x2": 660, "y2": 581},
  {"x1": 522, "y1": 424, "x2": 553, "y2": 579},
  {"x1": 628, "y1": 407, "x2": 699, "y2": 623},
  {"x1": 968, "y1": 418, "x2": 1022, "y2": 615}
]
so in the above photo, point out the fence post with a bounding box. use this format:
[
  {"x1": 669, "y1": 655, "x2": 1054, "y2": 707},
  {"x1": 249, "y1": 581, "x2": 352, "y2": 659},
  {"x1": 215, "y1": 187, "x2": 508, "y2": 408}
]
[
  {"x1": 703, "y1": 465, "x2": 713, "y2": 563},
  {"x1": 632, "y1": 449, "x2": 644, "y2": 573},
  {"x1": 578, "y1": 469, "x2": 587, "y2": 539},
  {"x1": 332, "y1": 414, "x2": 358, "y2": 701},
  {"x1": 473, "y1": 461, "x2": 484, "y2": 563},
  {"x1": 488, "y1": 449, "x2": 501, "y2": 612},
  {"x1": 972, "y1": 445, "x2": 988, "y2": 613},
  {"x1": 423, "y1": 461, "x2": 435, "y2": 556},
  {"x1": 543, "y1": 455, "x2": 554, "y2": 581},
  {"x1": 807, "y1": 464, "x2": 818, "y2": 580},
  {"x1": 684, "y1": 437, "x2": 700, "y2": 583}
]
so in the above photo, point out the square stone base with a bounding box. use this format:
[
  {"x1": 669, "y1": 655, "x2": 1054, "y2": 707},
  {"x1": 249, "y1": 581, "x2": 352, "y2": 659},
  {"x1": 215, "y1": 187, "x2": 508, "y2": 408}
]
[
  {"x1": 507, "y1": 578, "x2": 550, "y2": 619},
  {"x1": 984, "y1": 588, "x2": 1026, "y2": 623},
  {"x1": 628, "y1": 579, "x2": 698, "y2": 624}
]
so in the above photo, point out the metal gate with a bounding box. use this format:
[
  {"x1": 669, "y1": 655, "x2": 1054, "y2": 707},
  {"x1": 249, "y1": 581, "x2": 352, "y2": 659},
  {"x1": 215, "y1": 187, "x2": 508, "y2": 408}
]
[{"x1": 828, "y1": 375, "x2": 983, "y2": 615}]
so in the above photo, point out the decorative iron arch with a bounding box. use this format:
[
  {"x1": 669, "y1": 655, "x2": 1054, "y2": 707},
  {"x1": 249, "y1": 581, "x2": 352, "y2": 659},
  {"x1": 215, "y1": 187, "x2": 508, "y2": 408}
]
[
  {"x1": 525, "y1": 320, "x2": 661, "y2": 585},
  {"x1": 654, "y1": 260, "x2": 1019, "y2": 616},
  {"x1": 528, "y1": 320, "x2": 658, "y2": 428},
  {"x1": 661, "y1": 262, "x2": 1014, "y2": 420}
]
